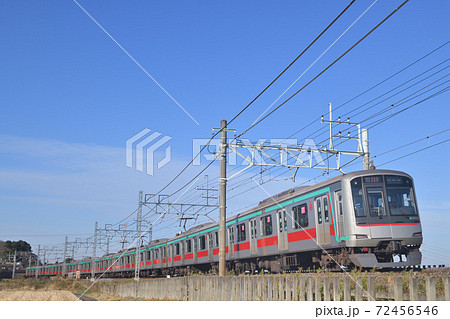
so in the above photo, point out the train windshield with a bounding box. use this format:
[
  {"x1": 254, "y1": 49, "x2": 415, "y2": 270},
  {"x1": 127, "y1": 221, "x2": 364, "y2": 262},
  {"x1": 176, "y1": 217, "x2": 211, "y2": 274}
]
[
  {"x1": 385, "y1": 175, "x2": 418, "y2": 216},
  {"x1": 350, "y1": 175, "x2": 418, "y2": 218},
  {"x1": 351, "y1": 177, "x2": 366, "y2": 217}
]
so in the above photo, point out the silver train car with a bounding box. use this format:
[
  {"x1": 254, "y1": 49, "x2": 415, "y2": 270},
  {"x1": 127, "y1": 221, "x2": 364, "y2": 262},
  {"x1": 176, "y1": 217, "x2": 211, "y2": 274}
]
[{"x1": 27, "y1": 169, "x2": 422, "y2": 277}]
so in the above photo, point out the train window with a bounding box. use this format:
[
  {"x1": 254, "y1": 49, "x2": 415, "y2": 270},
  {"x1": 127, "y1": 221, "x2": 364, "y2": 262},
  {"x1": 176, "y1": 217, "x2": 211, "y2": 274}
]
[
  {"x1": 175, "y1": 243, "x2": 180, "y2": 255},
  {"x1": 155, "y1": 249, "x2": 159, "y2": 259},
  {"x1": 193, "y1": 238, "x2": 198, "y2": 252},
  {"x1": 338, "y1": 193, "x2": 343, "y2": 216},
  {"x1": 292, "y1": 203, "x2": 308, "y2": 228},
  {"x1": 260, "y1": 215, "x2": 273, "y2": 236},
  {"x1": 316, "y1": 199, "x2": 322, "y2": 224},
  {"x1": 237, "y1": 223, "x2": 246, "y2": 242},
  {"x1": 186, "y1": 240, "x2": 192, "y2": 253},
  {"x1": 366, "y1": 187, "x2": 386, "y2": 217},
  {"x1": 250, "y1": 220, "x2": 257, "y2": 238},
  {"x1": 385, "y1": 176, "x2": 417, "y2": 216},
  {"x1": 284, "y1": 211, "x2": 287, "y2": 231},
  {"x1": 278, "y1": 211, "x2": 283, "y2": 233},
  {"x1": 208, "y1": 233, "x2": 213, "y2": 248},
  {"x1": 199, "y1": 235, "x2": 206, "y2": 250},
  {"x1": 351, "y1": 177, "x2": 366, "y2": 217},
  {"x1": 228, "y1": 227, "x2": 235, "y2": 244},
  {"x1": 324, "y1": 197, "x2": 329, "y2": 223},
  {"x1": 214, "y1": 231, "x2": 219, "y2": 247}
]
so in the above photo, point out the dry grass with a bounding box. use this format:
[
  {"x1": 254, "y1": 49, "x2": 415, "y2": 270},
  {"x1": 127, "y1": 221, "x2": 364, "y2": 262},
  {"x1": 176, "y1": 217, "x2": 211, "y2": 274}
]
[{"x1": 0, "y1": 276, "x2": 84, "y2": 292}]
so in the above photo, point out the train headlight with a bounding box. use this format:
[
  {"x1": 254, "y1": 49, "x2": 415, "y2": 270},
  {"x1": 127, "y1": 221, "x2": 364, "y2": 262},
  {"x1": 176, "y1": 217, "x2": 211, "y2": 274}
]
[
  {"x1": 356, "y1": 234, "x2": 368, "y2": 239},
  {"x1": 412, "y1": 232, "x2": 422, "y2": 237}
]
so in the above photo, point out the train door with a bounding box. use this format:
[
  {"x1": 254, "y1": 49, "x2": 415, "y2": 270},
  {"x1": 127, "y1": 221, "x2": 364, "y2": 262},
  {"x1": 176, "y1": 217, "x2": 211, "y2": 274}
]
[
  {"x1": 315, "y1": 196, "x2": 332, "y2": 246},
  {"x1": 228, "y1": 226, "x2": 235, "y2": 258},
  {"x1": 334, "y1": 191, "x2": 344, "y2": 240},
  {"x1": 169, "y1": 245, "x2": 174, "y2": 267},
  {"x1": 193, "y1": 237, "x2": 198, "y2": 263},
  {"x1": 366, "y1": 186, "x2": 392, "y2": 238},
  {"x1": 208, "y1": 233, "x2": 214, "y2": 262},
  {"x1": 277, "y1": 209, "x2": 288, "y2": 251},
  {"x1": 249, "y1": 218, "x2": 258, "y2": 255}
]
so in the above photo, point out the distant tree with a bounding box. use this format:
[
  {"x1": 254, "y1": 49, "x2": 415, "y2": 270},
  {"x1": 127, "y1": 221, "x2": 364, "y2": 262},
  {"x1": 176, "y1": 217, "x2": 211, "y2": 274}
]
[
  {"x1": 11, "y1": 240, "x2": 32, "y2": 252},
  {"x1": 0, "y1": 240, "x2": 32, "y2": 259}
]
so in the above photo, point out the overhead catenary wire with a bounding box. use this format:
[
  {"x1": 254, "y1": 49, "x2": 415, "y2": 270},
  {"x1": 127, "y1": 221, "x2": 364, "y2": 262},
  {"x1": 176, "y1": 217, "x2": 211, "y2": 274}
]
[
  {"x1": 278, "y1": 41, "x2": 450, "y2": 146},
  {"x1": 377, "y1": 138, "x2": 450, "y2": 167},
  {"x1": 112, "y1": 0, "x2": 418, "y2": 236},
  {"x1": 181, "y1": 1, "x2": 415, "y2": 207},
  {"x1": 115, "y1": 1, "x2": 415, "y2": 228},
  {"x1": 320, "y1": 79, "x2": 450, "y2": 148},
  {"x1": 306, "y1": 59, "x2": 450, "y2": 143},
  {"x1": 235, "y1": 0, "x2": 410, "y2": 141},
  {"x1": 143, "y1": 79, "x2": 450, "y2": 232},
  {"x1": 334, "y1": 41, "x2": 449, "y2": 111},
  {"x1": 133, "y1": 0, "x2": 358, "y2": 204},
  {"x1": 252, "y1": 0, "x2": 378, "y2": 125}
]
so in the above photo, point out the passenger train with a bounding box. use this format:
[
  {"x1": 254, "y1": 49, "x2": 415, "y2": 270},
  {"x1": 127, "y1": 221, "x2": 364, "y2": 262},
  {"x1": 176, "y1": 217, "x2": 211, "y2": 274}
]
[{"x1": 27, "y1": 169, "x2": 423, "y2": 277}]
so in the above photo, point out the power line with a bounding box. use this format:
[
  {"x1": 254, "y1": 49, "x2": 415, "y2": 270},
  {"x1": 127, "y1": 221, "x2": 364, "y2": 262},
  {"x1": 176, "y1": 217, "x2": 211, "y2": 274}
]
[
  {"x1": 252, "y1": 0, "x2": 376, "y2": 124},
  {"x1": 279, "y1": 41, "x2": 450, "y2": 145},
  {"x1": 374, "y1": 128, "x2": 450, "y2": 158},
  {"x1": 327, "y1": 80, "x2": 450, "y2": 149},
  {"x1": 334, "y1": 41, "x2": 449, "y2": 111},
  {"x1": 299, "y1": 60, "x2": 450, "y2": 145},
  {"x1": 235, "y1": 0, "x2": 410, "y2": 140},
  {"x1": 377, "y1": 138, "x2": 450, "y2": 167},
  {"x1": 134, "y1": 1, "x2": 357, "y2": 207}
]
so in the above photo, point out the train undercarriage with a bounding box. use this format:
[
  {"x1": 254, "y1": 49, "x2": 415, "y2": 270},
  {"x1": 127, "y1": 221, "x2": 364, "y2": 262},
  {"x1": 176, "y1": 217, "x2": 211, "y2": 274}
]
[{"x1": 82, "y1": 244, "x2": 421, "y2": 279}]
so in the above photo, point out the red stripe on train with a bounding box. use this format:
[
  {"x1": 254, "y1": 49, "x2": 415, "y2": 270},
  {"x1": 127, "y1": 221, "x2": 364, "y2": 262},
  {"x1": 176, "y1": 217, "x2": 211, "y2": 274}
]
[
  {"x1": 197, "y1": 250, "x2": 208, "y2": 258},
  {"x1": 184, "y1": 253, "x2": 194, "y2": 260},
  {"x1": 257, "y1": 236, "x2": 278, "y2": 247},
  {"x1": 356, "y1": 222, "x2": 420, "y2": 227},
  {"x1": 234, "y1": 242, "x2": 250, "y2": 251},
  {"x1": 213, "y1": 246, "x2": 229, "y2": 255},
  {"x1": 288, "y1": 228, "x2": 316, "y2": 242},
  {"x1": 173, "y1": 255, "x2": 182, "y2": 261}
]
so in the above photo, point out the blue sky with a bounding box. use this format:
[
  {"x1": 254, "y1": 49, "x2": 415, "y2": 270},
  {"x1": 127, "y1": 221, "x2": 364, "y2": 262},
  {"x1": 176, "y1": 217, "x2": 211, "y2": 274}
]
[{"x1": 0, "y1": 1, "x2": 449, "y2": 265}]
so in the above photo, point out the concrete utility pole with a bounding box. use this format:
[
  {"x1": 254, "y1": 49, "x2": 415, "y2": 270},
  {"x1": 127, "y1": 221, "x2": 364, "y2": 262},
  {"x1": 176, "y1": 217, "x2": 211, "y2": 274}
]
[
  {"x1": 36, "y1": 245, "x2": 40, "y2": 278},
  {"x1": 11, "y1": 251, "x2": 16, "y2": 279},
  {"x1": 92, "y1": 221, "x2": 98, "y2": 280},
  {"x1": 219, "y1": 120, "x2": 227, "y2": 276},
  {"x1": 106, "y1": 237, "x2": 110, "y2": 255},
  {"x1": 362, "y1": 129, "x2": 370, "y2": 170},
  {"x1": 148, "y1": 224, "x2": 152, "y2": 245},
  {"x1": 135, "y1": 191, "x2": 143, "y2": 281},
  {"x1": 63, "y1": 236, "x2": 68, "y2": 277}
]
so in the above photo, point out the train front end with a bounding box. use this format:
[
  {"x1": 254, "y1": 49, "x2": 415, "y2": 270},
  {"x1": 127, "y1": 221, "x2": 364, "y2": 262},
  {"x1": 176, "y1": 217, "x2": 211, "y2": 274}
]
[{"x1": 342, "y1": 170, "x2": 422, "y2": 268}]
